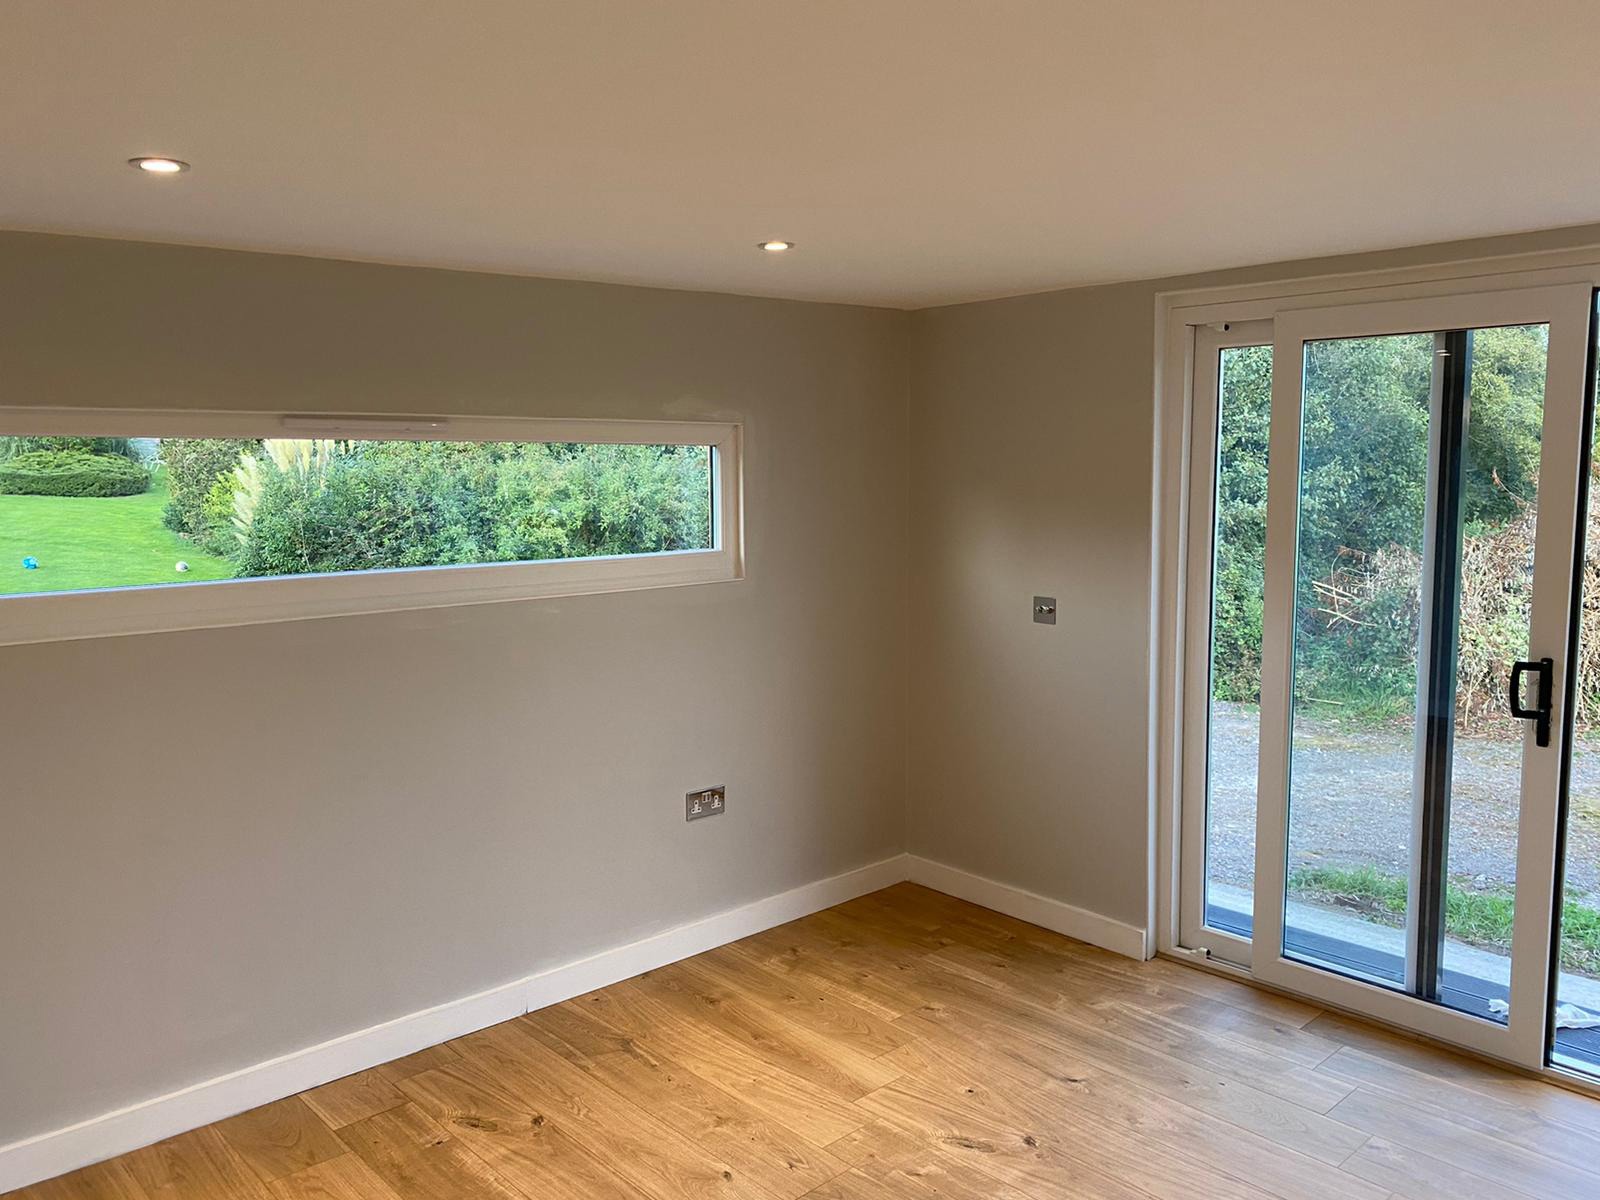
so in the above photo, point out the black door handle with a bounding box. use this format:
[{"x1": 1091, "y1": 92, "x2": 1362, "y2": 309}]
[{"x1": 1509, "y1": 657, "x2": 1553, "y2": 748}]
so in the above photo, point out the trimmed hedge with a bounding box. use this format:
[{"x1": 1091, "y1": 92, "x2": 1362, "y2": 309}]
[
  {"x1": 0, "y1": 450, "x2": 150, "y2": 497},
  {"x1": 0, "y1": 435, "x2": 140, "y2": 463}
]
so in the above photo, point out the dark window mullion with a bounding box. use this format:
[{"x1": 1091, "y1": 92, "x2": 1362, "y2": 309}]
[{"x1": 1414, "y1": 327, "x2": 1473, "y2": 1001}]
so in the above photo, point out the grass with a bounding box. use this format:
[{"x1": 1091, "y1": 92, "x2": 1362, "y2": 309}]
[
  {"x1": 1290, "y1": 864, "x2": 1600, "y2": 978},
  {"x1": 1216, "y1": 685, "x2": 1413, "y2": 729},
  {"x1": 0, "y1": 469, "x2": 234, "y2": 595},
  {"x1": 1292, "y1": 685, "x2": 1414, "y2": 727}
]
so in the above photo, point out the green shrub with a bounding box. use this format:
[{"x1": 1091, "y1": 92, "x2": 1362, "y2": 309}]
[
  {"x1": 199, "y1": 471, "x2": 244, "y2": 555},
  {"x1": 160, "y1": 438, "x2": 259, "y2": 540},
  {"x1": 0, "y1": 436, "x2": 140, "y2": 463},
  {"x1": 231, "y1": 439, "x2": 712, "y2": 578},
  {"x1": 0, "y1": 450, "x2": 149, "y2": 497}
]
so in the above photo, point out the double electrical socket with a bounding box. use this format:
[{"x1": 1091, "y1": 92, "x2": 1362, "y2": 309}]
[{"x1": 686, "y1": 785, "x2": 726, "y2": 821}]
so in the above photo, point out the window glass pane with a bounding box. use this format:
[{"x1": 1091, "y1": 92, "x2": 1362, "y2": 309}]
[
  {"x1": 1205, "y1": 344, "x2": 1271, "y2": 938},
  {"x1": 1439, "y1": 324, "x2": 1547, "y2": 1024},
  {"x1": 1285, "y1": 333, "x2": 1434, "y2": 990},
  {"x1": 1555, "y1": 295, "x2": 1600, "y2": 1076},
  {"x1": 0, "y1": 436, "x2": 713, "y2": 596}
]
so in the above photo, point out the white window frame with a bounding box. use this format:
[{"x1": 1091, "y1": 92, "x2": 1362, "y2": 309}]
[
  {"x1": 0, "y1": 408, "x2": 743, "y2": 646},
  {"x1": 1177, "y1": 317, "x2": 1273, "y2": 969},
  {"x1": 1153, "y1": 243, "x2": 1600, "y2": 1081}
]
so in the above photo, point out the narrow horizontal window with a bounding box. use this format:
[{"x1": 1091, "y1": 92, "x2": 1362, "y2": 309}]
[{"x1": 0, "y1": 414, "x2": 742, "y2": 644}]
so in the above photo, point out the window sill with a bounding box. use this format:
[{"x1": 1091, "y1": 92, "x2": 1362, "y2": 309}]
[{"x1": 0, "y1": 548, "x2": 742, "y2": 645}]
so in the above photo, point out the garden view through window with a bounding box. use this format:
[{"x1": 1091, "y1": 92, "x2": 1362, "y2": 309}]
[{"x1": 0, "y1": 435, "x2": 714, "y2": 595}]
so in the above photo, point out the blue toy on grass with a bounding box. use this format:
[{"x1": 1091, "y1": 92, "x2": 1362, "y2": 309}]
[{"x1": 22, "y1": 556, "x2": 38, "y2": 570}]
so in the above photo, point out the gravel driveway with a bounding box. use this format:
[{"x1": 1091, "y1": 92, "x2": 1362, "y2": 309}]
[{"x1": 1206, "y1": 702, "x2": 1600, "y2": 901}]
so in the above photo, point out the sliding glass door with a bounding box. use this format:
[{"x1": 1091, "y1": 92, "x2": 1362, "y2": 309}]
[
  {"x1": 1553, "y1": 290, "x2": 1600, "y2": 1077},
  {"x1": 1250, "y1": 286, "x2": 1594, "y2": 1063},
  {"x1": 1179, "y1": 283, "x2": 1600, "y2": 1072}
]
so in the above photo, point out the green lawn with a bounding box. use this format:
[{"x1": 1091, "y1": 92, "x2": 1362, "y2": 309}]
[
  {"x1": 0, "y1": 470, "x2": 235, "y2": 594},
  {"x1": 1290, "y1": 864, "x2": 1600, "y2": 978}
]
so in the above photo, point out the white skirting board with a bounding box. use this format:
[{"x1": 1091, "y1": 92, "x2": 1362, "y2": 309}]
[
  {"x1": 905, "y1": 854, "x2": 1151, "y2": 960},
  {"x1": 0, "y1": 852, "x2": 1145, "y2": 1193}
]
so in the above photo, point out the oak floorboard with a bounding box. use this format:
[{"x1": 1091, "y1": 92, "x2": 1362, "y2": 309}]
[
  {"x1": 682, "y1": 944, "x2": 915, "y2": 1058},
  {"x1": 876, "y1": 1014, "x2": 1384, "y2": 1200},
  {"x1": 810, "y1": 1117, "x2": 1086, "y2": 1200},
  {"x1": 727, "y1": 922, "x2": 933, "y2": 1021},
  {"x1": 629, "y1": 962, "x2": 903, "y2": 1099},
  {"x1": 4, "y1": 1161, "x2": 149, "y2": 1200},
  {"x1": 373, "y1": 1043, "x2": 463, "y2": 1085},
  {"x1": 1316, "y1": 1044, "x2": 1600, "y2": 1170},
  {"x1": 1327, "y1": 1086, "x2": 1600, "y2": 1200},
  {"x1": 857, "y1": 1072, "x2": 1265, "y2": 1200},
  {"x1": 122, "y1": 1127, "x2": 277, "y2": 1199},
  {"x1": 1338, "y1": 1136, "x2": 1539, "y2": 1200},
  {"x1": 299, "y1": 1069, "x2": 408, "y2": 1130},
  {"x1": 903, "y1": 945, "x2": 1346, "y2": 1112},
  {"x1": 265, "y1": 1154, "x2": 407, "y2": 1200},
  {"x1": 932, "y1": 933, "x2": 1344, "y2": 1070},
  {"x1": 572, "y1": 979, "x2": 871, "y2": 1146},
  {"x1": 449, "y1": 1020, "x2": 766, "y2": 1200},
  {"x1": 1307, "y1": 1009, "x2": 1600, "y2": 1136},
  {"x1": 210, "y1": 1098, "x2": 347, "y2": 1186},
  {"x1": 394, "y1": 1059, "x2": 637, "y2": 1200},
  {"x1": 333, "y1": 1103, "x2": 525, "y2": 1200},
  {"x1": 520, "y1": 1001, "x2": 848, "y2": 1199}
]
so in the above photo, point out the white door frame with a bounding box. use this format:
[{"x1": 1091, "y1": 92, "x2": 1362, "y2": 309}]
[
  {"x1": 1252, "y1": 284, "x2": 1592, "y2": 1066},
  {"x1": 1153, "y1": 246, "x2": 1600, "y2": 1071},
  {"x1": 1178, "y1": 319, "x2": 1273, "y2": 967}
]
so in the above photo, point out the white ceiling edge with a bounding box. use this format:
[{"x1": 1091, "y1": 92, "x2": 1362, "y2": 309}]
[{"x1": 13, "y1": 218, "x2": 1600, "y2": 318}]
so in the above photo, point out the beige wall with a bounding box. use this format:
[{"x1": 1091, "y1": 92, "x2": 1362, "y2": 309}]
[
  {"x1": 908, "y1": 281, "x2": 1157, "y2": 925},
  {"x1": 0, "y1": 233, "x2": 909, "y2": 1144},
  {"x1": 906, "y1": 222, "x2": 1600, "y2": 931}
]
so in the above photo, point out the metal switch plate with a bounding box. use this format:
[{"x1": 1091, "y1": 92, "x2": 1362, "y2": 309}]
[
  {"x1": 1033, "y1": 596, "x2": 1057, "y2": 625},
  {"x1": 686, "y1": 785, "x2": 726, "y2": 821}
]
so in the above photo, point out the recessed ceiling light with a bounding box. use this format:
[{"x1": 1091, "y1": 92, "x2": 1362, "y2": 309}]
[
  {"x1": 759, "y1": 240, "x2": 794, "y2": 252},
  {"x1": 128, "y1": 157, "x2": 190, "y2": 175}
]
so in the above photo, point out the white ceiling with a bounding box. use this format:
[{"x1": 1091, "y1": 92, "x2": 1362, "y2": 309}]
[{"x1": 4, "y1": 1, "x2": 1600, "y2": 309}]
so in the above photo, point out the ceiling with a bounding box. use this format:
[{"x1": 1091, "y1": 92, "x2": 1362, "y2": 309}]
[{"x1": 4, "y1": 1, "x2": 1600, "y2": 309}]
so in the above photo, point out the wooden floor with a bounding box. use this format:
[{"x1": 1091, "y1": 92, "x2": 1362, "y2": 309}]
[{"x1": 17, "y1": 884, "x2": 1600, "y2": 1200}]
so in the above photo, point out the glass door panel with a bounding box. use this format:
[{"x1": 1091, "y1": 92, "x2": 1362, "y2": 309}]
[
  {"x1": 1553, "y1": 291, "x2": 1600, "y2": 1078},
  {"x1": 1438, "y1": 325, "x2": 1549, "y2": 1022},
  {"x1": 1284, "y1": 332, "x2": 1434, "y2": 990},
  {"x1": 1253, "y1": 285, "x2": 1592, "y2": 1065},
  {"x1": 1285, "y1": 325, "x2": 1549, "y2": 1011}
]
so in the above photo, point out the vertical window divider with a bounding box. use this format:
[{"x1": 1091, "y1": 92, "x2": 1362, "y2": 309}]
[{"x1": 1411, "y1": 327, "x2": 1473, "y2": 999}]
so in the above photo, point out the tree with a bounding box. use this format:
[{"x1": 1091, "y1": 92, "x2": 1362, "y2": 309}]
[{"x1": 1209, "y1": 323, "x2": 1552, "y2": 719}]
